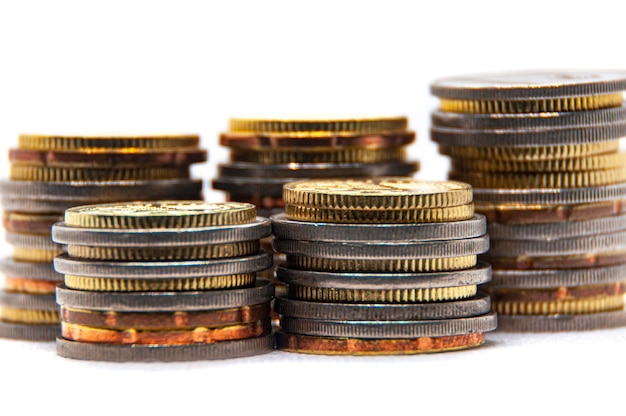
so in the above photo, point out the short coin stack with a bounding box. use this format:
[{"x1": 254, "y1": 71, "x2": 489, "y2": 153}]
[
  {"x1": 271, "y1": 177, "x2": 496, "y2": 355},
  {"x1": 51, "y1": 201, "x2": 275, "y2": 362},
  {"x1": 430, "y1": 70, "x2": 626, "y2": 332},
  {"x1": 0, "y1": 134, "x2": 206, "y2": 341}
]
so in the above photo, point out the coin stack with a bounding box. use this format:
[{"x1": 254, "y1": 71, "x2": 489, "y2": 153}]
[
  {"x1": 0, "y1": 134, "x2": 206, "y2": 341},
  {"x1": 51, "y1": 201, "x2": 275, "y2": 362},
  {"x1": 271, "y1": 177, "x2": 496, "y2": 355},
  {"x1": 430, "y1": 70, "x2": 626, "y2": 332}
]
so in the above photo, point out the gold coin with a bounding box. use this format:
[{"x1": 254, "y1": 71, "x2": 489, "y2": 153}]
[
  {"x1": 64, "y1": 273, "x2": 256, "y2": 292},
  {"x1": 0, "y1": 307, "x2": 59, "y2": 324},
  {"x1": 450, "y1": 153, "x2": 626, "y2": 173},
  {"x1": 18, "y1": 134, "x2": 200, "y2": 151},
  {"x1": 228, "y1": 117, "x2": 408, "y2": 135},
  {"x1": 67, "y1": 241, "x2": 260, "y2": 261},
  {"x1": 450, "y1": 167, "x2": 626, "y2": 188},
  {"x1": 289, "y1": 284, "x2": 477, "y2": 303},
  {"x1": 439, "y1": 93, "x2": 623, "y2": 113},
  {"x1": 10, "y1": 165, "x2": 189, "y2": 182},
  {"x1": 230, "y1": 147, "x2": 407, "y2": 164},
  {"x1": 64, "y1": 201, "x2": 256, "y2": 229},
  {"x1": 284, "y1": 203, "x2": 474, "y2": 223},
  {"x1": 13, "y1": 247, "x2": 64, "y2": 263},
  {"x1": 283, "y1": 178, "x2": 473, "y2": 210},
  {"x1": 438, "y1": 142, "x2": 620, "y2": 161},
  {"x1": 287, "y1": 255, "x2": 477, "y2": 273},
  {"x1": 492, "y1": 295, "x2": 624, "y2": 315}
]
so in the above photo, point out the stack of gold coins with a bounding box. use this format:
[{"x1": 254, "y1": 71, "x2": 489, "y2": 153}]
[
  {"x1": 271, "y1": 177, "x2": 496, "y2": 355},
  {"x1": 0, "y1": 134, "x2": 206, "y2": 341},
  {"x1": 51, "y1": 201, "x2": 275, "y2": 362},
  {"x1": 430, "y1": 70, "x2": 626, "y2": 332}
]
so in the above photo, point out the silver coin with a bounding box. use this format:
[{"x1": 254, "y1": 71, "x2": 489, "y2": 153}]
[
  {"x1": 472, "y1": 183, "x2": 626, "y2": 205},
  {"x1": 275, "y1": 262, "x2": 491, "y2": 289},
  {"x1": 273, "y1": 293, "x2": 491, "y2": 321},
  {"x1": 5, "y1": 232, "x2": 62, "y2": 250},
  {"x1": 488, "y1": 230, "x2": 626, "y2": 256},
  {"x1": 431, "y1": 106, "x2": 626, "y2": 130},
  {"x1": 0, "y1": 292, "x2": 57, "y2": 311},
  {"x1": 0, "y1": 257, "x2": 63, "y2": 281},
  {"x1": 430, "y1": 70, "x2": 626, "y2": 100},
  {"x1": 273, "y1": 235, "x2": 489, "y2": 259},
  {"x1": 212, "y1": 177, "x2": 293, "y2": 197},
  {"x1": 271, "y1": 213, "x2": 486, "y2": 242},
  {"x1": 279, "y1": 312, "x2": 497, "y2": 338},
  {"x1": 488, "y1": 213, "x2": 626, "y2": 240},
  {"x1": 0, "y1": 322, "x2": 58, "y2": 341},
  {"x1": 488, "y1": 264, "x2": 626, "y2": 289},
  {"x1": 495, "y1": 311, "x2": 626, "y2": 332},
  {"x1": 0, "y1": 179, "x2": 203, "y2": 201},
  {"x1": 0, "y1": 198, "x2": 86, "y2": 213},
  {"x1": 51, "y1": 217, "x2": 271, "y2": 247},
  {"x1": 430, "y1": 123, "x2": 626, "y2": 147},
  {"x1": 55, "y1": 333, "x2": 275, "y2": 362},
  {"x1": 53, "y1": 250, "x2": 273, "y2": 278},
  {"x1": 217, "y1": 161, "x2": 420, "y2": 178}
]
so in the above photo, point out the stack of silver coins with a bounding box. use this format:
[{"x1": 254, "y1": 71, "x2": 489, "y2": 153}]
[
  {"x1": 50, "y1": 201, "x2": 275, "y2": 362},
  {"x1": 271, "y1": 177, "x2": 496, "y2": 355},
  {"x1": 0, "y1": 134, "x2": 205, "y2": 341},
  {"x1": 430, "y1": 70, "x2": 626, "y2": 332}
]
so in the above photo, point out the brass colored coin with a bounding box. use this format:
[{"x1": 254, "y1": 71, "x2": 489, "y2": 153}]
[
  {"x1": 288, "y1": 284, "x2": 477, "y2": 303},
  {"x1": 67, "y1": 240, "x2": 260, "y2": 261},
  {"x1": 283, "y1": 178, "x2": 473, "y2": 210},
  {"x1": 228, "y1": 117, "x2": 408, "y2": 135},
  {"x1": 60, "y1": 302, "x2": 271, "y2": 330},
  {"x1": 450, "y1": 153, "x2": 626, "y2": 173},
  {"x1": 438, "y1": 142, "x2": 621, "y2": 161},
  {"x1": 483, "y1": 249, "x2": 626, "y2": 270},
  {"x1": 61, "y1": 319, "x2": 271, "y2": 345},
  {"x1": 17, "y1": 134, "x2": 200, "y2": 151},
  {"x1": 476, "y1": 200, "x2": 626, "y2": 224},
  {"x1": 285, "y1": 204, "x2": 474, "y2": 223},
  {"x1": 64, "y1": 273, "x2": 256, "y2": 292},
  {"x1": 3, "y1": 212, "x2": 63, "y2": 234},
  {"x1": 13, "y1": 247, "x2": 63, "y2": 263},
  {"x1": 492, "y1": 295, "x2": 624, "y2": 316},
  {"x1": 64, "y1": 201, "x2": 256, "y2": 229},
  {"x1": 438, "y1": 94, "x2": 623, "y2": 113},
  {"x1": 287, "y1": 255, "x2": 477, "y2": 272},
  {"x1": 276, "y1": 332, "x2": 486, "y2": 355},
  {"x1": 220, "y1": 132, "x2": 415, "y2": 149},
  {"x1": 0, "y1": 307, "x2": 59, "y2": 324},
  {"x1": 230, "y1": 147, "x2": 407, "y2": 164},
  {"x1": 4, "y1": 278, "x2": 60, "y2": 295},
  {"x1": 450, "y1": 167, "x2": 626, "y2": 188},
  {"x1": 10, "y1": 165, "x2": 189, "y2": 182}
]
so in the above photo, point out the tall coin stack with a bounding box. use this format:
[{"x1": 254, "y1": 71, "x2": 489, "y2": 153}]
[
  {"x1": 0, "y1": 134, "x2": 206, "y2": 341},
  {"x1": 51, "y1": 201, "x2": 275, "y2": 362},
  {"x1": 271, "y1": 177, "x2": 496, "y2": 355},
  {"x1": 430, "y1": 70, "x2": 626, "y2": 332}
]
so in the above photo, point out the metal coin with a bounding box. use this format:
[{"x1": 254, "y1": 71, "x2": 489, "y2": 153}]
[
  {"x1": 488, "y1": 230, "x2": 626, "y2": 256},
  {"x1": 495, "y1": 310, "x2": 626, "y2": 332},
  {"x1": 3, "y1": 212, "x2": 63, "y2": 234},
  {"x1": 0, "y1": 322, "x2": 58, "y2": 341},
  {"x1": 488, "y1": 264, "x2": 626, "y2": 289},
  {"x1": 10, "y1": 165, "x2": 190, "y2": 182},
  {"x1": 482, "y1": 250, "x2": 626, "y2": 270},
  {"x1": 229, "y1": 146, "x2": 407, "y2": 164},
  {"x1": 217, "y1": 161, "x2": 419, "y2": 178},
  {"x1": 219, "y1": 132, "x2": 415, "y2": 149},
  {"x1": 17, "y1": 133, "x2": 200, "y2": 151},
  {"x1": 5, "y1": 232, "x2": 62, "y2": 250},
  {"x1": 472, "y1": 183, "x2": 626, "y2": 206},
  {"x1": 3, "y1": 278, "x2": 59, "y2": 295},
  {"x1": 228, "y1": 117, "x2": 409, "y2": 135},
  {"x1": 0, "y1": 257, "x2": 63, "y2": 281},
  {"x1": 287, "y1": 254, "x2": 477, "y2": 273},
  {"x1": 212, "y1": 177, "x2": 293, "y2": 198},
  {"x1": 488, "y1": 213, "x2": 626, "y2": 239},
  {"x1": 439, "y1": 142, "x2": 620, "y2": 161},
  {"x1": 270, "y1": 213, "x2": 486, "y2": 242},
  {"x1": 0, "y1": 292, "x2": 57, "y2": 311}
]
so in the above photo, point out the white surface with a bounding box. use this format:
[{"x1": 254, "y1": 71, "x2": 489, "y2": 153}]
[{"x1": 1, "y1": 1, "x2": 626, "y2": 415}]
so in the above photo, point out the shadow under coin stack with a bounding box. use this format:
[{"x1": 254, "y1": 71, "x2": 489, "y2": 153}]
[
  {"x1": 0, "y1": 134, "x2": 205, "y2": 341},
  {"x1": 51, "y1": 201, "x2": 274, "y2": 362},
  {"x1": 430, "y1": 70, "x2": 626, "y2": 332},
  {"x1": 271, "y1": 177, "x2": 496, "y2": 355}
]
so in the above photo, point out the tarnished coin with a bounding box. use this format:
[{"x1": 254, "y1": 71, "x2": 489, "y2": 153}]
[
  {"x1": 439, "y1": 142, "x2": 620, "y2": 161},
  {"x1": 488, "y1": 213, "x2": 626, "y2": 239},
  {"x1": 476, "y1": 200, "x2": 626, "y2": 224},
  {"x1": 56, "y1": 279, "x2": 275, "y2": 311},
  {"x1": 488, "y1": 230, "x2": 626, "y2": 256},
  {"x1": 0, "y1": 322, "x2": 58, "y2": 342},
  {"x1": 488, "y1": 264, "x2": 626, "y2": 289},
  {"x1": 64, "y1": 201, "x2": 256, "y2": 229},
  {"x1": 18, "y1": 133, "x2": 200, "y2": 151},
  {"x1": 276, "y1": 332, "x2": 486, "y2": 355},
  {"x1": 273, "y1": 235, "x2": 489, "y2": 259},
  {"x1": 283, "y1": 178, "x2": 473, "y2": 210},
  {"x1": 483, "y1": 249, "x2": 626, "y2": 270},
  {"x1": 51, "y1": 217, "x2": 271, "y2": 247},
  {"x1": 3, "y1": 212, "x2": 63, "y2": 234},
  {"x1": 228, "y1": 117, "x2": 409, "y2": 135},
  {"x1": 287, "y1": 254, "x2": 477, "y2": 273},
  {"x1": 220, "y1": 132, "x2": 415, "y2": 149},
  {"x1": 56, "y1": 332, "x2": 275, "y2": 362},
  {"x1": 0, "y1": 257, "x2": 63, "y2": 281},
  {"x1": 270, "y1": 213, "x2": 486, "y2": 242},
  {"x1": 273, "y1": 294, "x2": 491, "y2": 321},
  {"x1": 53, "y1": 250, "x2": 273, "y2": 278},
  {"x1": 230, "y1": 147, "x2": 407, "y2": 164},
  {"x1": 10, "y1": 165, "x2": 190, "y2": 182},
  {"x1": 495, "y1": 310, "x2": 626, "y2": 332}
]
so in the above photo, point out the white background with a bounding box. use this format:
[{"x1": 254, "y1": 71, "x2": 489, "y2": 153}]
[{"x1": 1, "y1": 1, "x2": 626, "y2": 415}]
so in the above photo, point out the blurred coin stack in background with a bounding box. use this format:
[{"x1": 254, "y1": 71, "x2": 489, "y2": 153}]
[
  {"x1": 51, "y1": 201, "x2": 275, "y2": 362},
  {"x1": 0, "y1": 134, "x2": 206, "y2": 341},
  {"x1": 430, "y1": 70, "x2": 626, "y2": 332},
  {"x1": 271, "y1": 177, "x2": 496, "y2": 355}
]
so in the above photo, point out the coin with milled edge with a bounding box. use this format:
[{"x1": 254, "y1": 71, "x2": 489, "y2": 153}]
[
  {"x1": 220, "y1": 132, "x2": 416, "y2": 148},
  {"x1": 18, "y1": 134, "x2": 200, "y2": 151},
  {"x1": 4, "y1": 278, "x2": 59, "y2": 294},
  {"x1": 287, "y1": 254, "x2": 477, "y2": 273},
  {"x1": 488, "y1": 264, "x2": 626, "y2": 289},
  {"x1": 488, "y1": 213, "x2": 626, "y2": 239},
  {"x1": 439, "y1": 142, "x2": 620, "y2": 161},
  {"x1": 270, "y1": 213, "x2": 486, "y2": 242},
  {"x1": 476, "y1": 200, "x2": 626, "y2": 224},
  {"x1": 472, "y1": 184, "x2": 626, "y2": 206},
  {"x1": 495, "y1": 310, "x2": 626, "y2": 332},
  {"x1": 3, "y1": 212, "x2": 63, "y2": 234},
  {"x1": 10, "y1": 165, "x2": 190, "y2": 182},
  {"x1": 0, "y1": 322, "x2": 59, "y2": 341},
  {"x1": 217, "y1": 161, "x2": 419, "y2": 178},
  {"x1": 0, "y1": 258, "x2": 63, "y2": 281},
  {"x1": 228, "y1": 117, "x2": 409, "y2": 135},
  {"x1": 483, "y1": 249, "x2": 626, "y2": 270},
  {"x1": 489, "y1": 230, "x2": 626, "y2": 256},
  {"x1": 56, "y1": 332, "x2": 275, "y2": 362},
  {"x1": 230, "y1": 147, "x2": 407, "y2": 164},
  {"x1": 0, "y1": 292, "x2": 57, "y2": 311},
  {"x1": 5, "y1": 232, "x2": 63, "y2": 250},
  {"x1": 450, "y1": 153, "x2": 626, "y2": 173}
]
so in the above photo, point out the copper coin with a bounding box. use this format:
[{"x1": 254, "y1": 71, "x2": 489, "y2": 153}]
[
  {"x1": 2, "y1": 212, "x2": 63, "y2": 234},
  {"x1": 219, "y1": 132, "x2": 415, "y2": 149},
  {"x1": 483, "y1": 250, "x2": 626, "y2": 270}
]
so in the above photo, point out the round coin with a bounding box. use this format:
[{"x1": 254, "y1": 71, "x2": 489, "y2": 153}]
[
  {"x1": 287, "y1": 254, "x2": 477, "y2": 273},
  {"x1": 4, "y1": 278, "x2": 60, "y2": 295},
  {"x1": 438, "y1": 142, "x2": 620, "y2": 161},
  {"x1": 0, "y1": 292, "x2": 57, "y2": 311},
  {"x1": 495, "y1": 310, "x2": 626, "y2": 332},
  {"x1": 476, "y1": 200, "x2": 626, "y2": 224},
  {"x1": 219, "y1": 132, "x2": 415, "y2": 149},
  {"x1": 483, "y1": 249, "x2": 626, "y2": 270},
  {"x1": 450, "y1": 153, "x2": 626, "y2": 173},
  {"x1": 10, "y1": 165, "x2": 190, "y2": 182},
  {"x1": 230, "y1": 146, "x2": 407, "y2": 164},
  {"x1": 472, "y1": 183, "x2": 626, "y2": 206},
  {"x1": 488, "y1": 213, "x2": 626, "y2": 239},
  {"x1": 0, "y1": 322, "x2": 58, "y2": 341},
  {"x1": 0, "y1": 258, "x2": 62, "y2": 281},
  {"x1": 18, "y1": 134, "x2": 200, "y2": 151},
  {"x1": 3, "y1": 212, "x2": 63, "y2": 234},
  {"x1": 488, "y1": 264, "x2": 626, "y2": 289},
  {"x1": 488, "y1": 230, "x2": 626, "y2": 256},
  {"x1": 5, "y1": 232, "x2": 62, "y2": 251},
  {"x1": 228, "y1": 117, "x2": 409, "y2": 135}
]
